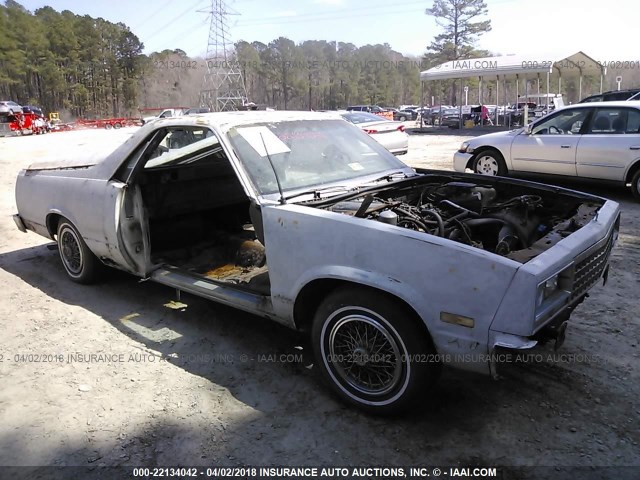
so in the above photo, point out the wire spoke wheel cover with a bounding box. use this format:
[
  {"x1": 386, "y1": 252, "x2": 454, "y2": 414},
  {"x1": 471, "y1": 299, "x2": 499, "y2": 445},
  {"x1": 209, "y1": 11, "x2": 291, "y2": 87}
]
[
  {"x1": 312, "y1": 287, "x2": 441, "y2": 413},
  {"x1": 56, "y1": 218, "x2": 102, "y2": 284},
  {"x1": 59, "y1": 226, "x2": 84, "y2": 275},
  {"x1": 321, "y1": 306, "x2": 409, "y2": 405}
]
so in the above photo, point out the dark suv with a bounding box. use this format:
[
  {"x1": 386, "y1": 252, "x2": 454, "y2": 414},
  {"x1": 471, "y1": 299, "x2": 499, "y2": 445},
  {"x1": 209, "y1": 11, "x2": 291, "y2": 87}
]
[{"x1": 579, "y1": 89, "x2": 640, "y2": 103}]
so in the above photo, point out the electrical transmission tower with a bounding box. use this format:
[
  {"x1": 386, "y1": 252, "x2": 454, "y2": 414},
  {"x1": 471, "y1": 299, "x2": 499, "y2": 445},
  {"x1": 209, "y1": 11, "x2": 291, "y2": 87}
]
[{"x1": 199, "y1": 0, "x2": 248, "y2": 112}]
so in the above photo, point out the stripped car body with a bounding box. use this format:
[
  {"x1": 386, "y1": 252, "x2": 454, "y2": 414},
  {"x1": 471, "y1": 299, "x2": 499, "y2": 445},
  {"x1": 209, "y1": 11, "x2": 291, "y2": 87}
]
[{"x1": 14, "y1": 111, "x2": 620, "y2": 413}]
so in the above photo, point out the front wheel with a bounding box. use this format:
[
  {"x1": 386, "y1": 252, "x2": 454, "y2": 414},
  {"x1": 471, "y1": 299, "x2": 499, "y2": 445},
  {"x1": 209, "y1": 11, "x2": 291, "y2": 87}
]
[
  {"x1": 57, "y1": 219, "x2": 102, "y2": 284},
  {"x1": 631, "y1": 169, "x2": 640, "y2": 201},
  {"x1": 311, "y1": 287, "x2": 440, "y2": 414},
  {"x1": 472, "y1": 149, "x2": 507, "y2": 176}
]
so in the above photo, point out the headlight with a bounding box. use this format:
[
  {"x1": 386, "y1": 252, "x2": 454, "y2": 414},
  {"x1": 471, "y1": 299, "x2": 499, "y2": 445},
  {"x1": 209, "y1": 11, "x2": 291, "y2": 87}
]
[
  {"x1": 536, "y1": 274, "x2": 560, "y2": 308},
  {"x1": 459, "y1": 141, "x2": 474, "y2": 153}
]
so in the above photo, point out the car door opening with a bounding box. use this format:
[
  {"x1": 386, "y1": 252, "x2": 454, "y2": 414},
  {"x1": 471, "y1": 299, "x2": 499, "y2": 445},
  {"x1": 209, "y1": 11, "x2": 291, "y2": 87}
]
[{"x1": 134, "y1": 128, "x2": 270, "y2": 294}]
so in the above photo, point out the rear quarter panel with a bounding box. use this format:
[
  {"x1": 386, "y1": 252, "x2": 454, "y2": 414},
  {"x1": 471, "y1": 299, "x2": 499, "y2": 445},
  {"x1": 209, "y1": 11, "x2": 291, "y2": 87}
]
[{"x1": 15, "y1": 169, "x2": 121, "y2": 264}]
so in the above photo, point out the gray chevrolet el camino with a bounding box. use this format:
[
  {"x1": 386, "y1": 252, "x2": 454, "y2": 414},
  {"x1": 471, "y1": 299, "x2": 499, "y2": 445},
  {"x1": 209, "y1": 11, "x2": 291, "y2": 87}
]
[{"x1": 14, "y1": 111, "x2": 620, "y2": 413}]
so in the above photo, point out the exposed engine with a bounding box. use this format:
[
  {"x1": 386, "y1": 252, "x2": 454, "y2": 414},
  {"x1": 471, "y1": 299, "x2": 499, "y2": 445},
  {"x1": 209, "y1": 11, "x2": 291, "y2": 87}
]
[{"x1": 327, "y1": 180, "x2": 600, "y2": 263}]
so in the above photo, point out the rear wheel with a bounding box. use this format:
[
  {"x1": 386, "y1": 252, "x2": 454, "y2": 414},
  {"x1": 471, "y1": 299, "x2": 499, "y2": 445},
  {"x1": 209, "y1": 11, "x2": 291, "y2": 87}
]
[
  {"x1": 113, "y1": 122, "x2": 122, "y2": 129},
  {"x1": 57, "y1": 219, "x2": 102, "y2": 284},
  {"x1": 631, "y1": 169, "x2": 640, "y2": 201},
  {"x1": 472, "y1": 149, "x2": 507, "y2": 176},
  {"x1": 311, "y1": 287, "x2": 440, "y2": 414}
]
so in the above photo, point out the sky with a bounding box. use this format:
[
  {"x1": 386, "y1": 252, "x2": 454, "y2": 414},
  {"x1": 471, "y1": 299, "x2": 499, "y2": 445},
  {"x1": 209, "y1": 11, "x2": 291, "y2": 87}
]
[{"x1": 14, "y1": 0, "x2": 640, "y2": 64}]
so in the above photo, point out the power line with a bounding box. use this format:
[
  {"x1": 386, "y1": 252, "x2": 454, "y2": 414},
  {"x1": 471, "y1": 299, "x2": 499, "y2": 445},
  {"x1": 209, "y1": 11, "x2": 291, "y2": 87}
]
[
  {"x1": 130, "y1": 0, "x2": 176, "y2": 31},
  {"x1": 153, "y1": 17, "x2": 210, "y2": 52},
  {"x1": 237, "y1": 1, "x2": 426, "y2": 25},
  {"x1": 237, "y1": 5, "x2": 430, "y2": 27},
  {"x1": 142, "y1": 0, "x2": 209, "y2": 42}
]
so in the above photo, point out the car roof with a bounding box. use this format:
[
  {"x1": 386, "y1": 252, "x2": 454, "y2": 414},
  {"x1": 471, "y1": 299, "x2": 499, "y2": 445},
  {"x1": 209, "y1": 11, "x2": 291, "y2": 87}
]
[
  {"x1": 580, "y1": 90, "x2": 640, "y2": 101},
  {"x1": 90, "y1": 110, "x2": 345, "y2": 180},
  {"x1": 147, "y1": 110, "x2": 342, "y2": 130},
  {"x1": 565, "y1": 101, "x2": 640, "y2": 108},
  {"x1": 601, "y1": 88, "x2": 640, "y2": 94}
]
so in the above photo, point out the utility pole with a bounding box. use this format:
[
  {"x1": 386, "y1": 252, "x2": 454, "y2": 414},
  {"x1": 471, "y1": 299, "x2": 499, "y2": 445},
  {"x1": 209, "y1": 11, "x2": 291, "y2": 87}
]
[{"x1": 199, "y1": 0, "x2": 248, "y2": 111}]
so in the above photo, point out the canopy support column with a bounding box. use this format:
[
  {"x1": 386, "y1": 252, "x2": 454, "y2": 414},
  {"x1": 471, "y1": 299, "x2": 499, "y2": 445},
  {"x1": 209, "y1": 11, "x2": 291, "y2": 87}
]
[
  {"x1": 546, "y1": 72, "x2": 550, "y2": 111},
  {"x1": 579, "y1": 75, "x2": 583, "y2": 100},
  {"x1": 495, "y1": 75, "x2": 500, "y2": 126}
]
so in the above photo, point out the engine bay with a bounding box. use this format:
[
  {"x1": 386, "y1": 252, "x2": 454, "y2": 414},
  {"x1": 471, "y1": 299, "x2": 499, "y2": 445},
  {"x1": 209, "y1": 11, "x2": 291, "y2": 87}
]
[{"x1": 322, "y1": 176, "x2": 603, "y2": 263}]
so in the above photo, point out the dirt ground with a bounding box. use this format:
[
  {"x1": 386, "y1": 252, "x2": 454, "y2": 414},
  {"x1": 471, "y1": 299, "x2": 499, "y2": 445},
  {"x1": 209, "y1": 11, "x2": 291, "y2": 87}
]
[{"x1": 0, "y1": 126, "x2": 638, "y2": 478}]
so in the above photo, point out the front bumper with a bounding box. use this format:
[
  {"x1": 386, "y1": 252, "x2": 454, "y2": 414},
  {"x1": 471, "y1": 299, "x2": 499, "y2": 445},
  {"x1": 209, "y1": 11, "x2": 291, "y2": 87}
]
[
  {"x1": 453, "y1": 151, "x2": 473, "y2": 172},
  {"x1": 486, "y1": 207, "x2": 619, "y2": 378}
]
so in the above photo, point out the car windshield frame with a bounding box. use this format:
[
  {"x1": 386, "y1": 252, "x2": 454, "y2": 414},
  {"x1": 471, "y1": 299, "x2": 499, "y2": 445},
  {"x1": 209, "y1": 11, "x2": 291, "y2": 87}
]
[{"x1": 226, "y1": 119, "x2": 408, "y2": 197}]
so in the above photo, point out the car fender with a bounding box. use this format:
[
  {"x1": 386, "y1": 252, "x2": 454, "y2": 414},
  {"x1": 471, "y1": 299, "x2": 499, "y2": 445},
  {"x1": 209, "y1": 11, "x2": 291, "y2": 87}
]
[
  {"x1": 262, "y1": 203, "x2": 520, "y2": 374},
  {"x1": 467, "y1": 133, "x2": 518, "y2": 170},
  {"x1": 622, "y1": 156, "x2": 640, "y2": 181}
]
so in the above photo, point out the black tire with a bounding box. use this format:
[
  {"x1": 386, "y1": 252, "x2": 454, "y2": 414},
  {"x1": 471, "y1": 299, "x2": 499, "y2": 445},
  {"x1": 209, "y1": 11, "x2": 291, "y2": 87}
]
[
  {"x1": 104, "y1": 123, "x2": 113, "y2": 130},
  {"x1": 311, "y1": 286, "x2": 441, "y2": 414},
  {"x1": 399, "y1": 115, "x2": 407, "y2": 121},
  {"x1": 56, "y1": 219, "x2": 102, "y2": 284},
  {"x1": 631, "y1": 169, "x2": 640, "y2": 201},
  {"x1": 113, "y1": 122, "x2": 122, "y2": 129},
  {"x1": 472, "y1": 149, "x2": 507, "y2": 176}
]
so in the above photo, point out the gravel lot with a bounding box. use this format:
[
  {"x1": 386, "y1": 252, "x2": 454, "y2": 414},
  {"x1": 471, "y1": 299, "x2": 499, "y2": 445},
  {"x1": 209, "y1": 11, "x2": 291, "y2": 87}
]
[{"x1": 0, "y1": 126, "x2": 638, "y2": 478}]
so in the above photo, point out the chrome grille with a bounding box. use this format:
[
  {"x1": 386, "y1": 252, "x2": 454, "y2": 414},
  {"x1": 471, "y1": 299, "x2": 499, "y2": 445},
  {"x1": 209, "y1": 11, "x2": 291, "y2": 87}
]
[{"x1": 570, "y1": 231, "x2": 615, "y2": 301}]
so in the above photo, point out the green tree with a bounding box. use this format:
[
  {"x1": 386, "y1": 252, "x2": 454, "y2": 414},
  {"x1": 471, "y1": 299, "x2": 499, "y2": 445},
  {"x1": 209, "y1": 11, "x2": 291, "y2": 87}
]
[{"x1": 425, "y1": 0, "x2": 492, "y2": 104}]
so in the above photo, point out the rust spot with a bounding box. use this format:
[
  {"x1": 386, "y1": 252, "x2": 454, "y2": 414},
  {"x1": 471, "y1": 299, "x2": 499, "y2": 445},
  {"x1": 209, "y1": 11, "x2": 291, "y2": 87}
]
[{"x1": 203, "y1": 264, "x2": 241, "y2": 279}]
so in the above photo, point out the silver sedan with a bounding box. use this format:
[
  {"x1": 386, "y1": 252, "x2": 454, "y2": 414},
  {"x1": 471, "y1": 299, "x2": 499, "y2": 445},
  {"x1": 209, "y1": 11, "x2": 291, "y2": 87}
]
[
  {"x1": 341, "y1": 111, "x2": 409, "y2": 155},
  {"x1": 0, "y1": 100, "x2": 23, "y2": 115},
  {"x1": 454, "y1": 101, "x2": 640, "y2": 199}
]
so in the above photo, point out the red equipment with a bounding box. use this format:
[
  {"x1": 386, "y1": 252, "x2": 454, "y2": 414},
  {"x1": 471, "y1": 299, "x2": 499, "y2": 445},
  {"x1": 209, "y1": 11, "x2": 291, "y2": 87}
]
[
  {"x1": 0, "y1": 111, "x2": 48, "y2": 136},
  {"x1": 75, "y1": 117, "x2": 142, "y2": 129}
]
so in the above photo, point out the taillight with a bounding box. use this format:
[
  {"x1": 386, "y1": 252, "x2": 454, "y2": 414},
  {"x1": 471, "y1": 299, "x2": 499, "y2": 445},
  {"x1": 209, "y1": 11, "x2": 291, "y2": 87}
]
[
  {"x1": 363, "y1": 128, "x2": 378, "y2": 134},
  {"x1": 397, "y1": 125, "x2": 405, "y2": 132}
]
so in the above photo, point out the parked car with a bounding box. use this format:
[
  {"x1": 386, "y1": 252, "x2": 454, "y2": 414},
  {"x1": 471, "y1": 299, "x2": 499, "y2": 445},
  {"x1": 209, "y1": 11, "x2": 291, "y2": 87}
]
[
  {"x1": 340, "y1": 111, "x2": 408, "y2": 155},
  {"x1": 454, "y1": 101, "x2": 640, "y2": 199},
  {"x1": 393, "y1": 108, "x2": 418, "y2": 121},
  {"x1": 440, "y1": 108, "x2": 463, "y2": 128},
  {"x1": 0, "y1": 100, "x2": 23, "y2": 115},
  {"x1": 346, "y1": 105, "x2": 385, "y2": 114},
  {"x1": 14, "y1": 111, "x2": 620, "y2": 413},
  {"x1": 184, "y1": 107, "x2": 210, "y2": 115},
  {"x1": 422, "y1": 105, "x2": 454, "y2": 125},
  {"x1": 579, "y1": 89, "x2": 640, "y2": 103},
  {"x1": 22, "y1": 105, "x2": 44, "y2": 117}
]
